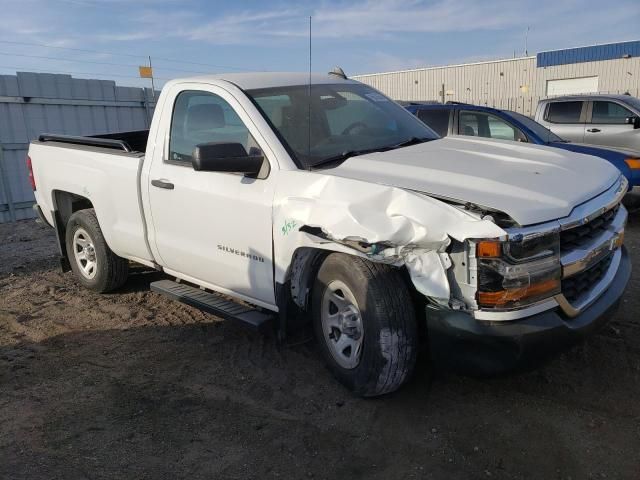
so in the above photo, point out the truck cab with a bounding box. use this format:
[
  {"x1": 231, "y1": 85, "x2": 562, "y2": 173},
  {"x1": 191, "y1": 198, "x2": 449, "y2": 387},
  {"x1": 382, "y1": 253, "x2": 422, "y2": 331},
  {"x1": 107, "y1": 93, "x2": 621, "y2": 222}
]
[{"x1": 534, "y1": 94, "x2": 640, "y2": 151}]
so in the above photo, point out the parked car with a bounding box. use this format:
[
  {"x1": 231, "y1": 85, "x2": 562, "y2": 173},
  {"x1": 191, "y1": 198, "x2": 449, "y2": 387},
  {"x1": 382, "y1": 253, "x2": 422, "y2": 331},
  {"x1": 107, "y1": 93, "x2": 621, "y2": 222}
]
[
  {"x1": 27, "y1": 73, "x2": 630, "y2": 396},
  {"x1": 406, "y1": 102, "x2": 640, "y2": 191},
  {"x1": 534, "y1": 94, "x2": 640, "y2": 152}
]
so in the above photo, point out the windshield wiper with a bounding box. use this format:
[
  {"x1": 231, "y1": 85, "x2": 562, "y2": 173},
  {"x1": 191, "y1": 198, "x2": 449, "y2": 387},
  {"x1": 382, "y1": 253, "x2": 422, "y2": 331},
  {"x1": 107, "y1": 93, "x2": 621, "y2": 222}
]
[
  {"x1": 309, "y1": 148, "x2": 382, "y2": 169},
  {"x1": 309, "y1": 137, "x2": 433, "y2": 169},
  {"x1": 387, "y1": 136, "x2": 432, "y2": 149}
]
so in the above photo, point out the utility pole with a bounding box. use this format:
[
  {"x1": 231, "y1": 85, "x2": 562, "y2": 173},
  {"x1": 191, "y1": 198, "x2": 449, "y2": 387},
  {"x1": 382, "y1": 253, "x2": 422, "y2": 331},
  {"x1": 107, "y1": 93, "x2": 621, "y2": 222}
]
[
  {"x1": 138, "y1": 57, "x2": 155, "y2": 103},
  {"x1": 148, "y1": 56, "x2": 156, "y2": 101}
]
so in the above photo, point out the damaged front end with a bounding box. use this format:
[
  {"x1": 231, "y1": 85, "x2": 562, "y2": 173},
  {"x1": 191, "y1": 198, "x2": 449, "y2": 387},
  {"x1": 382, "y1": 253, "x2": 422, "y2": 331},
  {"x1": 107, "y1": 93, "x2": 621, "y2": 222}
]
[{"x1": 274, "y1": 172, "x2": 508, "y2": 312}]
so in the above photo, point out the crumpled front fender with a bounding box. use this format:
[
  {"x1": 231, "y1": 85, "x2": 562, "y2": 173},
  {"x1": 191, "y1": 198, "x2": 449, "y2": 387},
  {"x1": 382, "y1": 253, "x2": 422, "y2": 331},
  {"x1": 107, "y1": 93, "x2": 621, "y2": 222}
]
[{"x1": 273, "y1": 171, "x2": 506, "y2": 306}]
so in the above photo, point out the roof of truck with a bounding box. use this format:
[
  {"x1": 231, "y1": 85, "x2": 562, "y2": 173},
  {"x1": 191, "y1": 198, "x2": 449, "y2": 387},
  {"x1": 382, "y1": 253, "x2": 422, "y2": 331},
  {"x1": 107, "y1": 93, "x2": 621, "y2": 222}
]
[
  {"x1": 539, "y1": 93, "x2": 637, "y2": 102},
  {"x1": 179, "y1": 72, "x2": 359, "y2": 90}
]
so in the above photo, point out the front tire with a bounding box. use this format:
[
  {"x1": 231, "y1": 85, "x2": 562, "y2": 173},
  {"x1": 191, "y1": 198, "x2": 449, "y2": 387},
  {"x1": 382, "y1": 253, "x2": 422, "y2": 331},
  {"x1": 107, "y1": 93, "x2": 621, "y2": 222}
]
[
  {"x1": 312, "y1": 253, "x2": 418, "y2": 397},
  {"x1": 65, "y1": 209, "x2": 129, "y2": 293}
]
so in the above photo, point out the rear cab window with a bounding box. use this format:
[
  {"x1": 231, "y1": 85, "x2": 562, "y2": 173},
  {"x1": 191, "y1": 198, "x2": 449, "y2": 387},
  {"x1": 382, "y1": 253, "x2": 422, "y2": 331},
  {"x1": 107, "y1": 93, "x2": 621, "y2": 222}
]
[
  {"x1": 416, "y1": 109, "x2": 450, "y2": 137},
  {"x1": 545, "y1": 101, "x2": 584, "y2": 123}
]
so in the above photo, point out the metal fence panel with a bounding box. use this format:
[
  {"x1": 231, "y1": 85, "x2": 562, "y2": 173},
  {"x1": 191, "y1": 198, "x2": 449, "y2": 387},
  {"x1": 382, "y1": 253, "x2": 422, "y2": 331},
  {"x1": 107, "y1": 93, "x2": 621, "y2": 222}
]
[
  {"x1": 0, "y1": 71, "x2": 156, "y2": 223},
  {"x1": 0, "y1": 149, "x2": 11, "y2": 223},
  {"x1": 0, "y1": 146, "x2": 31, "y2": 222}
]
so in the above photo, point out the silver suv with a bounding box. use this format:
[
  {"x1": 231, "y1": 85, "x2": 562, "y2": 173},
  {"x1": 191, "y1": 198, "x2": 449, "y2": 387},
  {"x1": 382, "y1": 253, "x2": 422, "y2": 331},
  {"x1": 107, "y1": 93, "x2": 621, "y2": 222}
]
[{"x1": 535, "y1": 94, "x2": 640, "y2": 152}]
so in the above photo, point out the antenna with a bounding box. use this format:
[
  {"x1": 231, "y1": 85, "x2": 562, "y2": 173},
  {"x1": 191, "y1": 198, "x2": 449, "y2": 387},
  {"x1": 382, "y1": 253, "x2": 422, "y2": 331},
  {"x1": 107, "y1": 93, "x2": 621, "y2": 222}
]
[
  {"x1": 308, "y1": 15, "x2": 312, "y2": 160},
  {"x1": 329, "y1": 67, "x2": 347, "y2": 79},
  {"x1": 525, "y1": 26, "x2": 530, "y2": 56},
  {"x1": 148, "y1": 55, "x2": 155, "y2": 101},
  {"x1": 309, "y1": 16, "x2": 312, "y2": 87}
]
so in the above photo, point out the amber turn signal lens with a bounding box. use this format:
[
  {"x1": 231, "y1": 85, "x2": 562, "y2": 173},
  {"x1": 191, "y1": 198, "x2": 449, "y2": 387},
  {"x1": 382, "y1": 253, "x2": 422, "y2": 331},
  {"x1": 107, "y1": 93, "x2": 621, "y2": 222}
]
[
  {"x1": 477, "y1": 240, "x2": 502, "y2": 258},
  {"x1": 613, "y1": 230, "x2": 625, "y2": 249},
  {"x1": 625, "y1": 158, "x2": 640, "y2": 170},
  {"x1": 477, "y1": 278, "x2": 560, "y2": 307}
]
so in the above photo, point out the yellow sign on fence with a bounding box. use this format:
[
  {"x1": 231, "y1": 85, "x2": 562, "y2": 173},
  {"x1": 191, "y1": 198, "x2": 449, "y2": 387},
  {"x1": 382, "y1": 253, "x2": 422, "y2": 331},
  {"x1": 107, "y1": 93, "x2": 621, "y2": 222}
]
[{"x1": 139, "y1": 66, "x2": 153, "y2": 78}]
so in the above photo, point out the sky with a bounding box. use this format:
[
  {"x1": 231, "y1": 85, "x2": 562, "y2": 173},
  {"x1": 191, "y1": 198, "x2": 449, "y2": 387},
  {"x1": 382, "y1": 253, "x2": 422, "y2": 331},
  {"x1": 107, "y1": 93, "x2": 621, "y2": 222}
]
[{"x1": 0, "y1": 0, "x2": 639, "y2": 88}]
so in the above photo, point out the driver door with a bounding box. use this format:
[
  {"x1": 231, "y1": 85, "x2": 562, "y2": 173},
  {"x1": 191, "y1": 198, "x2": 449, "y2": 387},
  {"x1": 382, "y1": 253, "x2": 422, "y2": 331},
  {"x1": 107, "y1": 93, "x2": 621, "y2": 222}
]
[{"x1": 145, "y1": 85, "x2": 276, "y2": 306}]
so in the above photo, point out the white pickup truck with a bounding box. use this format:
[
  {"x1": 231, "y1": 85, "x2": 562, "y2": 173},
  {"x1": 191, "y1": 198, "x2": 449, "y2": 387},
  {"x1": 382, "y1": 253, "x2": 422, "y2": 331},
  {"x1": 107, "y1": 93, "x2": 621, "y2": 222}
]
[{"x1": 28, "y1": 72, "x2": 631, "y2": 396}]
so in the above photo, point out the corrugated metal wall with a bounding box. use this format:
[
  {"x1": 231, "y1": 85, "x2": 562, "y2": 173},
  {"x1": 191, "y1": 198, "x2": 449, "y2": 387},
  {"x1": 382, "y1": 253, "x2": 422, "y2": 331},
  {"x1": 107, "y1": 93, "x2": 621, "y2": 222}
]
[
  {"x1": 354, "y1": 57, "x2": 538, "y2": 108},
  {"x1": 0, "y1": 72, "x2": 156, "y2": 223},
  {"x1": 354, "y1": 52, "x2": 640, "y2": 116}
]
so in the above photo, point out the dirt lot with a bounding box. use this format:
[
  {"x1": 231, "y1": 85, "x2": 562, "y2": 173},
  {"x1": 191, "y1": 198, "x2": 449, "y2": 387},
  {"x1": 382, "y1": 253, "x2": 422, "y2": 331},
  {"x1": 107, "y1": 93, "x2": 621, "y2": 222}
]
[{"x1": 1, "y1": 206, "x2": 639, "y2": 480}]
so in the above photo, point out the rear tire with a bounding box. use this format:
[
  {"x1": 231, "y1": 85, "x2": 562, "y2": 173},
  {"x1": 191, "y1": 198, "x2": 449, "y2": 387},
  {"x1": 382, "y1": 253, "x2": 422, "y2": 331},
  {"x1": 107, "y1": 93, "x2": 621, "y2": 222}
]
[
  {"x1": 65, "y1": 209, "x2": 129, "y2": 293},
  {"x1": 312, "y1": 253, "x2": 418, "y2": 397}
]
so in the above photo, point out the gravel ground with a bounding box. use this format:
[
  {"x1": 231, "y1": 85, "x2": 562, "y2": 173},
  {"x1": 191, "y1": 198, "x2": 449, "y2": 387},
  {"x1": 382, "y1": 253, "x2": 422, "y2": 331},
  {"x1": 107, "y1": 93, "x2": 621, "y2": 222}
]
[{"x1": 1, "y1": 208, "x2": 639, "y2": 480}]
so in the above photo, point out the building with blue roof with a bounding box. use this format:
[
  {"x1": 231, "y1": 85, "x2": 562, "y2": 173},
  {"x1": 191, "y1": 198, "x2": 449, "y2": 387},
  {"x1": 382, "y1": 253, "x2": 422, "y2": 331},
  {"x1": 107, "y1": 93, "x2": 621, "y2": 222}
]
[{"x1": 354, "y1": 40, "x2": 640, "y2": 117}]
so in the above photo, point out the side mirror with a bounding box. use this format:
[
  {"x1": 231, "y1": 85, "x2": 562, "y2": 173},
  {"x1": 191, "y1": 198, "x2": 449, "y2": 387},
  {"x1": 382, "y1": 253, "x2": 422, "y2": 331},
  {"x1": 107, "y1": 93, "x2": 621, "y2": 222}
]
[
  {"x1": 192, "y1": 142, "x2": 267, "y2": 178},
  {"x1": 625, "y1": 116, "x2": 640, "y2": 129}
]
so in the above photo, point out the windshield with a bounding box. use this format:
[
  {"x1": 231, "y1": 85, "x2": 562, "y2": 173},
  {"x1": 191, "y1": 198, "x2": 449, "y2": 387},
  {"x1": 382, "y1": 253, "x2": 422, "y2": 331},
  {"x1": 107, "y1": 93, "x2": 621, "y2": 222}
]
[
  {"x1": 246, "y1": 83, "x2": 438, "y2": 168},
  {"x1": 503, "y1": 110, "x2": 565, "y2": 143}
]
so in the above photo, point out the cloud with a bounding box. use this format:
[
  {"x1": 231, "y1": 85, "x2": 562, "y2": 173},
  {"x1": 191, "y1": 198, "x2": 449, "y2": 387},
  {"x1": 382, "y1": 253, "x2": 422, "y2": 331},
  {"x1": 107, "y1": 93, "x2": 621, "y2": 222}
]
[
  {"x1": 168, "y1": 0, "x2": 526, "y2": 44},
  {"x1": 4, "y1": 0, "x2": 640, "y2": 50},
  {"x1": 31, "y1": 0, "x2": 536, "y2": 47},
  {"x1": 366, "y1": 52, "x2": 429, "y2": 72},
  {"x1": 0, "y1": 0, "x2": 639, "y2": 86},
  {"x1": 94, "y1": 0, "x2": 639, "y2": 48}
]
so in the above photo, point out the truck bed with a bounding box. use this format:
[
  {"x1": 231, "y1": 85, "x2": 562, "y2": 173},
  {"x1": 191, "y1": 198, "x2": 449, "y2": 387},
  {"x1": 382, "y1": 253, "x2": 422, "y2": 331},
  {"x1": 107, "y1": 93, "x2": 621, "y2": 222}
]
[
  {"x1": 29, "y1": 131, "x2": 153, "y2": 266},
  {"x1": 38, "y1": 130, "x2": 149, "y2": 154}
]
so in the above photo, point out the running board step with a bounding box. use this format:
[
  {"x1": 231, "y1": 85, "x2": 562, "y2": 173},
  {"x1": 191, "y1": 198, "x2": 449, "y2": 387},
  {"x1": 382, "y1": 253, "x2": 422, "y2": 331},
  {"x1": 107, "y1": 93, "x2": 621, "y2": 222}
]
[{"x1": 150, "y1": 279, "x2": 273, "y2": 332}]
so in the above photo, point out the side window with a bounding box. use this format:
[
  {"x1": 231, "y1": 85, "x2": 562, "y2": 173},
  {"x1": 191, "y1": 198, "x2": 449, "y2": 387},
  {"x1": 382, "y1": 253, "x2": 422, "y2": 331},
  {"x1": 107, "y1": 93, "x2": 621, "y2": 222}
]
[
  {"x1": 417, "y1": 109, "x2": 449, "y2": 136},
  {"x1": 591, "y1": 101, "x2": 633, "y2": 124},
  {"x1": 459, "y1": 112, "x2": 480, "y2": 136},
  {"x1": 545, "y1": 101, "x2": 583, "y2": 123},
  {"x1": 459, "y1": 111, "x2": 525, "y2": 141},
  {"x1": 168, "y1": 90, "x2": 257, "y2": 163}
]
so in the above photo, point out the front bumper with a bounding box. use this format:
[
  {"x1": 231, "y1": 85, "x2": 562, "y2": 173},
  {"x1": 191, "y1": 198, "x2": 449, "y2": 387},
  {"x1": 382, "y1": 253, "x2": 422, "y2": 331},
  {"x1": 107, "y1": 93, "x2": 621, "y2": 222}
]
[{"x1": 426, "y1": 246, "x2": 631, "y2": 375}]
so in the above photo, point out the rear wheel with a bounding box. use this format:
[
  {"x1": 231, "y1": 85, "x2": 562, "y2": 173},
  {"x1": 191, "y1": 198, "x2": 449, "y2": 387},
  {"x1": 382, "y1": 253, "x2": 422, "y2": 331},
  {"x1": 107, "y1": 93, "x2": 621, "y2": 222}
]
[
  {"x1": 312, "y1": 253, "x2": 418, "y2": 397},
  {"x1": 65, "y1": 209, "x2": 129, "y2": 292}
]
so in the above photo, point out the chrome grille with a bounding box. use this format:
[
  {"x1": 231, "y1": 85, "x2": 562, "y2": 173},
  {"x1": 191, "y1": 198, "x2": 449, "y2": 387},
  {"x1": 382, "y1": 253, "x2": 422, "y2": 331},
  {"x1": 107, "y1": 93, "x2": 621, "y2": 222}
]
[
  {"x1": 561, "y1": 253, "x2": 613, "y2": 304},
  {"x1": 560, "y1": 205, "x2": 619, "y2": 253}
]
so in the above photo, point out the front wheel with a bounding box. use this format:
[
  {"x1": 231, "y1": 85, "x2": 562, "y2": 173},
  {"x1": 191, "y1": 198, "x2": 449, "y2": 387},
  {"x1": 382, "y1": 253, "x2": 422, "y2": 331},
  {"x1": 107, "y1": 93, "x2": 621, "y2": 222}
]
[
  {"x1": 65, "y1": 209, "x2": 129, "y2": 293},
  {"x1": 312, "y1": 253, "x2": 418, "y2": 397}
]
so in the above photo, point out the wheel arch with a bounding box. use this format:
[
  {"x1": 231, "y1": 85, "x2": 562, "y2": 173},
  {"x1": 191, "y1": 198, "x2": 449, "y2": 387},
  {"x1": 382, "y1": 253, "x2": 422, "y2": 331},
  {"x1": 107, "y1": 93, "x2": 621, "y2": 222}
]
[
  {"x1": 275, "y1": 246, "x2": 424, "y2": 340},
  {"x1": 51, "y1": 190, "x2": 95, "y2": 272}
]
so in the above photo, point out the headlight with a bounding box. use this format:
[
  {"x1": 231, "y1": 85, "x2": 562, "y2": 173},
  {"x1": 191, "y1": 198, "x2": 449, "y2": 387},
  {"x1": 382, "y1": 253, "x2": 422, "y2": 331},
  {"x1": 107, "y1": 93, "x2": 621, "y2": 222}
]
[{"x1": 476, "y1": 232, "x2": 561, "y2": 309}]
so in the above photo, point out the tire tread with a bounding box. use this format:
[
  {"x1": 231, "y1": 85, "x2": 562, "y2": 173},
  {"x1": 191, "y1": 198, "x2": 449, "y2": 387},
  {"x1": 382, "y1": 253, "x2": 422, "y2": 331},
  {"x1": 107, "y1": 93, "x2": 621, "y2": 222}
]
[
  {"x1": 313, "y1": 253, "x2": 418, "y2": 397},
  {"x1": 356, "y1": 257, "x2": 417, "y2": 396}
]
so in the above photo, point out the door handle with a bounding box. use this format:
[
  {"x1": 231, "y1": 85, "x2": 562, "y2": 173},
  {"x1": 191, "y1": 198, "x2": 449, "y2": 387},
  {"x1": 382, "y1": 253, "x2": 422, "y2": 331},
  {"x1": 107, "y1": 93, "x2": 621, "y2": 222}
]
[
  {"x1": 151, "y1": 179, "x2": 174, "y2": 190},
  {"x1": 587, "y1": 128, "x2": 601, "y2": 133}
]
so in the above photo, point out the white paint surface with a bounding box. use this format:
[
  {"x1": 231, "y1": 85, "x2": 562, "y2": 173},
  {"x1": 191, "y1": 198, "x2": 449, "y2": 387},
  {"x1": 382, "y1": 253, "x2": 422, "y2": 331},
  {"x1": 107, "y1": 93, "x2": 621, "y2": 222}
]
[{"x1": 329, "y1": 136, "x2": 619, "y2": 226}]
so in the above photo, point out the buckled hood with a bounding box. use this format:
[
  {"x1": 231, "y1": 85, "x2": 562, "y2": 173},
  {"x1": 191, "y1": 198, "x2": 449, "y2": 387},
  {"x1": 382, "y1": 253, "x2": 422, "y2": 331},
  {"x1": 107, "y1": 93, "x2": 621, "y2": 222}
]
[{"x1": 327, "y1": 136, "x2": 620, "y2": 226}]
